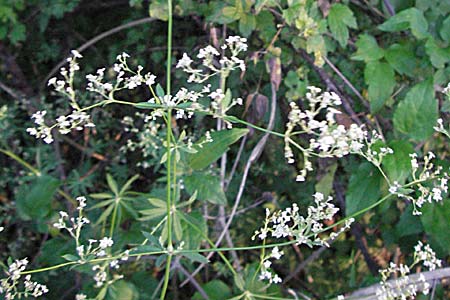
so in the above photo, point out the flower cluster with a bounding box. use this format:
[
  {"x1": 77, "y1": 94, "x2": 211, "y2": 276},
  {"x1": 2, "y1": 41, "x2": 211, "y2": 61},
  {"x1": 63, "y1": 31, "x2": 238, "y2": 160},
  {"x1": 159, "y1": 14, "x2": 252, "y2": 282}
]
[
  {"x1": 0, "y1": 258, "x2": 49, "y2": 299},
  {"x1": 86, "y1": 52, "x2": 156, "y2": 97},
  {"x1": 253, "y1": 193, "x2": 354, "y2": 284},
  {"x1": 376, "y1": 241, "x2": 441, "y2": 300},
  {"x1": 28, "y1": 50, "x2": 96, "y2": 144},
  {"x1": 284, "y1": 86, "x2": 381, "y2": 181},
  {"x1": 253, "y1": 193, "x2": 350, "y2": 247},
  {"x1": 176, "y1": 36, "x2": 247, "y2": 83},
  {"x1": 389, "y1": 152, "x2": 448, "y2": 215},
  {"x1": 258, "y1": 246, "x2": 283, "y2": 284}
]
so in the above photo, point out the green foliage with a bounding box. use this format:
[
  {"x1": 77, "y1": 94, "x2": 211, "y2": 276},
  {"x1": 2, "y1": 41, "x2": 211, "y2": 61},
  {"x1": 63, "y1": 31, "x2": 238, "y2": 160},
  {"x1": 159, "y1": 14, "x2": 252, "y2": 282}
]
[
  {"x1": 327, "y1": 3, "x2": 357, "y2": 48},
  {"x1": 421, "y1": 200, "x2": 450, "y2": 254},
  {"x1": 16, "y1": 175, "x2": 60, "y2": 221},
  {"x1": 364, "y1": 61, "x2": 395, "y2": 112},
  {"x1": 345, "y1": 163, "x2": 383, "y2": 216},
  {"x1": 394, "y1": 80, "x2": 438, "y2": 141},
  {"x1": 0, "y1": 1, "x2": 449, "y2": 299},
  {"x1": 187, "y1": 128, "x2": 248, "y2": 170}
]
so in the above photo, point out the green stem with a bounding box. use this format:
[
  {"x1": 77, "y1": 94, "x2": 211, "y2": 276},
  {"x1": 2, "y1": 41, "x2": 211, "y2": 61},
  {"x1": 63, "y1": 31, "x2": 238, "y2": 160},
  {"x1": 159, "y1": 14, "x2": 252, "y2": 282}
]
[
  {"x1": 161, "y1": 0, "x2": 173, "y2": 299},
  {"x1": 0, "y1": 149, "x2": 41, "y2": 176},
  {"x1": 160, "y1": 254, "x2": 172, "y2": 300}
]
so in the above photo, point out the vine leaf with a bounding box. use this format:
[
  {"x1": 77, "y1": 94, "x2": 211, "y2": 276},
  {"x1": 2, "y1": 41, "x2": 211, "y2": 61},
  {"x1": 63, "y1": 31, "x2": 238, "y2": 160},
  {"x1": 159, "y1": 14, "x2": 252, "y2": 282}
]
[
  {"x1": 393, "y1": 79, "x2": 438, "y2": 141},
  {"x1": 328, "y1": 3, "x2": 357, "y2": 48}
]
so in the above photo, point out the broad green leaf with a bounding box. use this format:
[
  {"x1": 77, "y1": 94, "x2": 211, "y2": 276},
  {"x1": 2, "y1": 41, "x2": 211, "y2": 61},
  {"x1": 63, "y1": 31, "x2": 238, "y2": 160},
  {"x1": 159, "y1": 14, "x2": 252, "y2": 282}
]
[
  {"x1": 16, "y1": 175, "x2": 60, "y2": 220},
  {"x1": 395, "y1": 206, "x2": 423, "y2": 237},
  {"x1": 239, "y1": 13, "x2": 256, "y2": 37},
  {"x1": 149, "y1": 0, "x2": 168, "y2": 21},
  {"x1": 364, "y1": 61, "x2": 395, "y2": 112},
  {"x1": 378, "y1": 8, "x2": 429, "y2": 39},
  {"x1": 393, "y1": 80, "x2": 438, "y2": 141},
  {"x1": 192, "y1": 280, "x2": 231, "y2": 300},
  {"x1": 108, "y1": 280, "x2": 139, "y2": 300},
  {"x1": 440, "y1": 15, "x2": 450, "y2": 42},
  {"x1": 305, "y1": 33, "x2": 327, "y2": 66},
  {"x1": 328, "y1": 3, "x2": 357, "y2": 47},
  {"x1": 425, "y1": 37, "x2": 450, "y2": 69},
  {"x1": 315, "y1": 163, "x2": 337, "y2": 199},
  {"x1": 179, "y1": 211, "x2": 207, "y2": 249},
  {"x1": 345, "y1": 163, "x2": 383, "y2": 216},
  {"x1": 382, "y1": 140, "x2": 414, "y2": 184},
  {"x1": 385, "y1": 43, "x2": 416, "y2": 76},
  {"x1": 184, "y1": 173, "x2": 227, "y2": 205},
  {"x1": 222, "y1": 6, "x2": 240, "y2": 22},
  {"x1": 187, "y1": 128, "x2": 248, "y2": 170},
  {"x1": 421, "y1": 200, "x2": 450, "y2": 254},
  {"x1": 351, "y1": 34, "x2": 384, "y2": 62},
  {"x1": 106, "y1": 174, "x2": 119, "y2": 195}
]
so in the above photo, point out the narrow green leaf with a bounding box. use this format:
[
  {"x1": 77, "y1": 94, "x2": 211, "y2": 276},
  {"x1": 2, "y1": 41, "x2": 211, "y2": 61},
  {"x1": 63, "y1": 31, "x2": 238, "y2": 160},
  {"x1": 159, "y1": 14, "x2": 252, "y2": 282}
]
[
  {"x1": 88, "y1": 199, "x2": 114, "y2": 210},
  {"x1": 139, "y1": 208, "x2": 167, "y2": 220},
  {"x1": 148, "y1": 197, "x2": 167, "y2": 208},
  {"x1": 106, "y1": 174, "x2": 119, "y2": 195},
  {"x1": 90, "y1": 193, "x2": 114, "y2": 199},
  {"x1": 120, "y1": 174, "x2": 140, "y2": 195},
  {"x1": 61, "y1": 254, "x2": 79, "y2": 262},
  {"x1": 94, "y1": 204, "x2": 115, "y2": 226},
  {"x1": 156, "y1": 83, "x2": 165, "y2": 99},
  {"x1": 182, "y1": 252, "x2": 209, "y2": 264},
  {"x1": 173, "y1": 212, "x2": 183, "y2": 241}
]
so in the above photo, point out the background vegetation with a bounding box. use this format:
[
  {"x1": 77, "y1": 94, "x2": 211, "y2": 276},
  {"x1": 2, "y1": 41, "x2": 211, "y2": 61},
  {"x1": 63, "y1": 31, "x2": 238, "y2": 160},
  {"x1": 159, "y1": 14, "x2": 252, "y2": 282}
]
[{"x1": 0, "y1": 0, "x2": 449, "y2": 299}]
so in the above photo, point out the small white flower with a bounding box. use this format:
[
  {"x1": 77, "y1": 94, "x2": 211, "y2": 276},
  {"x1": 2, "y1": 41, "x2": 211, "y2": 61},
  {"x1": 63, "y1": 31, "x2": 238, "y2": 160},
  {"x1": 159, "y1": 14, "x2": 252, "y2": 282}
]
[
  {"x1": 99, "y1": 237, "x2": 114, "y2": 249},
  {"x1": 71, "y1": 50, "x2": 83, "y2": 58}
]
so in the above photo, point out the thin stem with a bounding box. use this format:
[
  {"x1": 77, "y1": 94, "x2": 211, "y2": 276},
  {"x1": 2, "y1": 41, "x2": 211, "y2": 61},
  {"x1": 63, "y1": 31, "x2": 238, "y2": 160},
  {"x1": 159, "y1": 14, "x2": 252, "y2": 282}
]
[
  {"x1": 0, "y1": 149, "x2": 41, "y2": 176},
  {"x1": 161, "y1": 0, "x2": 174, "y2": 299}
]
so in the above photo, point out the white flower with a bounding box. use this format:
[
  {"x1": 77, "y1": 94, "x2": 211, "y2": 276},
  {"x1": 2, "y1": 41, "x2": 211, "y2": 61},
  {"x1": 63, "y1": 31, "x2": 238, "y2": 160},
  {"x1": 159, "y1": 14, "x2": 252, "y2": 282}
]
[
  {"x1": 176, "y1": 53, "x2": 193, "y2": 69},
  {"x1": 99, "y1": 237, "x2": 114, "y2": 249},
  {"x1": 270, "y1": 246, "x2": 283, "y2": 260},
  {"x1": 71, "y1": 50, "x2": 83, "y2": 58}
]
